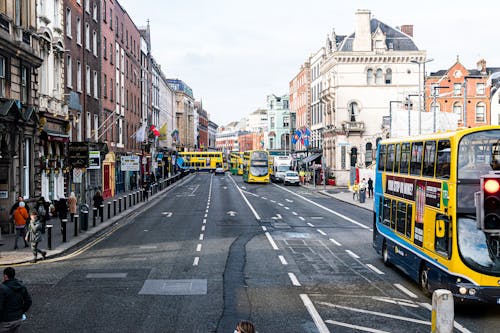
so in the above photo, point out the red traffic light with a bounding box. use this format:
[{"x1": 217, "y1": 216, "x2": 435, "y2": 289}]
[{"x1": 484, "y1": 179, "x2": 500, "y2": 194}]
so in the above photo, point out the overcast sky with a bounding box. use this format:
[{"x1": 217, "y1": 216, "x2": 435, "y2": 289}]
[{"x1": 119, "y1": 0, "x2": 500, "y2": 126}]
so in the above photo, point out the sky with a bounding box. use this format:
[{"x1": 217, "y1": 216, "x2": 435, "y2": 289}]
[{"x1": 119, "y1": 0, "x2": 500, "y2": 127}]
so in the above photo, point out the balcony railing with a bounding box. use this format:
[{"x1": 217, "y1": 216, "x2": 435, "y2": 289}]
[{"x1": 342, "y1": 121, "x2": 365, "y2": 133}]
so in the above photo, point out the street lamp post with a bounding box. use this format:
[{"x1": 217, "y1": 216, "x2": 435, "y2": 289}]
[{"x1": 411, "y1": 58, "x2": 434, "y2": 134}]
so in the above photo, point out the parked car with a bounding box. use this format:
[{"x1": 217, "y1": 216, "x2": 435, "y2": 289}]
[
  {"x1": 284, "y1": 171, "x2": 300, "y2": 185},
  {"x1": 215, "y1": 167, "x2": 225, "y2": 175}
]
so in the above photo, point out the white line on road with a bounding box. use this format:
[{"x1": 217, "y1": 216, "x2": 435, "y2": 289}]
[
  {"x1": 193, "y1": 257, "x2": 199, "y2": 266},
  {"x1": 417, "y1": 303, "x2": 472, "y2": 333},
  {"x1": 307, "y1": 222, "x2": 315, "y2": 227},
  {"x1": 300, "y1": 294, "x2": 330, "y2": 333},
  {"x1": 196, "y1": 244, "x2": 202, "y2": 252},
  {"x1": 317, "y1": 229, "x2": 327, "y2": 236},
  {"x1": 329, "y1": 238, "x2": 342, "y2": 246},
  {"x1": 261, "y1": 197, "x2": 267, "y2": 200},
  {"x1": 299, "y1": 216, "x2": 305, "y2": 221},
  {"x1": 228, "y1": 175, "x2": 261, "y2": 220},
  {"x1": 204, "y1": 214, "x2": 207, "y2": 218},
  {"x1": 205, "y1": 209, "x2": 208, "y2": 213},
  {"x1": 325, "y1": 320, "x2": 389, "y2": 333},
  {"x1": 278, "y1": 203, "x2": 284, "y2": 207},
  {"x1": 288, "y1": 272, "x2": 301, "y2": 286},
  {"x1": 199, "y1": 234, "x2": 204, "y2": 240},
  {"x1": 201, "y1": 225, "x2": 205, "y2": 231},
  {"x1": 277, "y1": 214, "x2": 282, "y2": 219},
  {"x1": 261, "y1": 226, "x2": 267, "y2": 231},
  {"x1": 270, "y1": 200, "x2": 276, "y2": 203},
  {"x1": 366, "y1": 264, "x2": 385, "y2": 275},
  {"x1": 265, "y1": 232, "x2": 278, "y2": 250},
  {"x1": 274, "y1": 184, "x2": 370, "y2": 229},
  {"x1": 292, "y1": 212, "x2": 298, "y2": 216},
  {"x1": 284, "y1": 206, "x2": 290, "y2": 210},
  {"x1": 278, "y1": 255, "x2": 288, "y2": 265},
  {"x1": 345, "y1": 250, "x2": 360, "y2": 259},
  {"x1": 394, "y1": 283, "x2": 418, "y2": 298},
  {"x1": 203, "y1": 219, "x2": 207, "y2": 224},
  {"x1": 285, "y1": 199, "x2": 293, "y2": 203}
]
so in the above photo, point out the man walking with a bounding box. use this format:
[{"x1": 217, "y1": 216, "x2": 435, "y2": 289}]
[
  {"x1": 367, "y1": 177, "x2": 374, "y2": 198},
  {"x1": 0, "y1": 267, "x2": 32, "y2": 332}
]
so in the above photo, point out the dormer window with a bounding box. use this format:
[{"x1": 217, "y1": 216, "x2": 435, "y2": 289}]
[{"x1": 375, "y1": 40, "x2": 384, "y2": 49}]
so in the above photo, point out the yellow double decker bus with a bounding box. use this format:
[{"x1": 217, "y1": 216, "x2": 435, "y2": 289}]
[
  {"x1": 242, "y1": 150, "x2": 270, "y2": 183},
  {"x1": 229, "y1": 152, "x2": 244, "y2": 175},
  {"x1": 178, "y1": 151, "x2": 223, "y2": 171},
  {"x1": 373, "y1": 126, "x2": 500, "y2": 303}
]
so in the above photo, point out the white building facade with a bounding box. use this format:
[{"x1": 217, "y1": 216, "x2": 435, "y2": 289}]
[
  {"x1": 310, "y1": 48, "x2": 325, "y2": 152},
  {"x1": 321, "y1": 9, "x2": 426, "y2": 186}
]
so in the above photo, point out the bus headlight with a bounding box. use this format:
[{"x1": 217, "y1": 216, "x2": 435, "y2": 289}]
[
  {"x1": 459, "y1": 287, "x2": 467, "y2": 295},
  {"x1": 468, "y1": 288, "x2": 477, "y2": 296}
]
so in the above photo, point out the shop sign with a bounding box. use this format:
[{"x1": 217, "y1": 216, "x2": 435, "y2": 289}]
[
  {"x1": 0, "y1": 191, "x2": 8, "y2": 199},
  {"x1": 121, "y1": 156, "x2": 140, "y2": 171},
  {"x1": 73, "y1": 168, "x2": 82, "y2": 183},
  {"x1": 88, "y1": 151, "x2": 101, "y2": 169},
  {"x1": 69, "y1": 142, "x2": 89, "y2": 168}
]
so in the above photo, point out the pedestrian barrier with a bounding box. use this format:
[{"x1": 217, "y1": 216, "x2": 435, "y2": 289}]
[
  {"x1": 118, "y1": 198, "x2": 122, "y2": 213},
  {"x1": 74, "y1": 216, "x2": 78, "y2": 237},
  {"x1": 100, "y1": 204, "x2": 104, "y2": 223},
  {"x1": 107, "y1": 202, "x2": 111, "y2": 220},
  {"x1": 62, "y1": 218, "x2": 68, "y2": 242},
  {"x1": 123, "y1": 196, "x2": 127, "y2": 210},
  {"x1": 113, "y1": 199, "x2": 117, "y2": 216},
  {"x1": 80, "y1": 204, "x2": 89, "y2": 231},
  {"x1": 92, "y1": 207, "x2": 97, "y2": 227},
  {"x1": 46, "y1": 224, "x2": 53, "y2": 250},
  {"x1": 432, "y1": 289, "x2": 454, "y2": 333}
]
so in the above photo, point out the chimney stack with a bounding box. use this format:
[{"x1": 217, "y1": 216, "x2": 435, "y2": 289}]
[
  {"x1": 400, "y1": 25, "x2": 413, "y2": 37},
  {"x1": 477, "y1": 59, "x2": 487, "y2": 74},
  {"x1": 353, "y1": 9, "x2": 372, "y2": 52}
]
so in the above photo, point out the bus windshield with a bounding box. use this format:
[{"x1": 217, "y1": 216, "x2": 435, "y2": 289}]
[
  {"x1": 458, "y1": 217, "x2": 500, "y2": 275},
  {"x1": 458, "y1": 130, "x2": 500, "y2": 179}
]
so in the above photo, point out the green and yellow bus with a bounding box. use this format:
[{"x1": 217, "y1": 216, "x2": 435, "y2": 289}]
[
  {"x1": 373, "y1": 125, "x2": 500, "y2": 303},
  {"x1": 242, "y1": 150, "x2": 270, "y2": 183},
  {"x1": 229, "y1": 152, "x2": 244, "y2": 175},
  {"x1": 178, "y1": 151, "x2": 223, "y2": 171}
]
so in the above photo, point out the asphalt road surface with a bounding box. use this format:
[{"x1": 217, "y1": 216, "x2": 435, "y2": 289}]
[{"x1": 11, "y1": 173, "x2": 500, "y2": 332}]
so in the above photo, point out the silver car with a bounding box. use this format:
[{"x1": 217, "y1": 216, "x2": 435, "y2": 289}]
[{"x1": 284, "y1": 171, "x2": 300, "y2": 185}]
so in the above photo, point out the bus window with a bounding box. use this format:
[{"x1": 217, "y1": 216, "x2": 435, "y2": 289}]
[
  {"x1": 423, "y1": 141, "x2": 436, "y2": 177},
  {"x1": 396, "y1": 201, "x2": 407, "y2": 235},
  {"x1": 378, "y1": 145, "x2": 386, "y2": 171},
  {"x1": 383, "y1": 198, "x2": 391, "y2": 226},
  {"x1": 394, "y1": 143, "x2": 401, "y2": 174},
  {"x1": 410, "y1": 142, "x2": 423, "y2": 176},
  {"x1": 400, "y1": 142, "x2": 410, "y2": 174},
  {"x1": 391, "y1": 200, "x2": 397, "y2": 230},
  {"x1": 436, "y1": 140, "x2": 451, "y2": 179},
  {"x1": 386, "y1": 144, "x2": 395, "y2": 172},
  {"x1": 435, "y1": 214, "x2": 451, "y2": 258},
  {"x1": 405, "y1": 203, "x2": 413, "y2": 238}
]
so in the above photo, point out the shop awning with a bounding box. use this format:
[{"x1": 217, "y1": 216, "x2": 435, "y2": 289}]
[{"x1": 301, "y1": 153, "x2": 322, "y2": 164}]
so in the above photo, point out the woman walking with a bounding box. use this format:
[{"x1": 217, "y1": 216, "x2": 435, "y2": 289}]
[
  {"x1": 26, "y1": 210, "x2": 47, "y2": 263},
  {"x1": 68, "y1": 192, "x2": 78, "y2": 222}
]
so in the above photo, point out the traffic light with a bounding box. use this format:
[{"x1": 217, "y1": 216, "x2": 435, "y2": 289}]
[{"x1": 480, "y1": 174, "x2": 500, "y2": 232}]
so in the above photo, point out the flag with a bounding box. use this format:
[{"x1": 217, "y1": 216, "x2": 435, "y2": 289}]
[
  {"x1": 292, "y1": 129, "x2": 302, "y2": 144},
  {"x1": 158, "y1": 123, "x2": 168, "y2": 141},
  {"x1": 171, "y1": 129, "x2": 179, "y2": 143},
  {"x1": 132, "y1": 123, "x2": 147, "y2": 143},
  {"x1": 301, "y1": 127, "x2": 311, "y2": 147},
  {"x1": 150, "y1": 125, "x2": 160, "y2": 137}
]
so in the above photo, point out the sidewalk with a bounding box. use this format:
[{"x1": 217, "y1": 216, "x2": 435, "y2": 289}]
[
  {"x1": 300, "y1": 183, "x2": 374, "y2": 211},
  {"x1": 0, "y1": 172, "x2": 189, "y2": 266}
]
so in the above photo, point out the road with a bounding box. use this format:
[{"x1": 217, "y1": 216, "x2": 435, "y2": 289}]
[{"x1": 12, "y1": 172, "x2": 500, "y2": 332}]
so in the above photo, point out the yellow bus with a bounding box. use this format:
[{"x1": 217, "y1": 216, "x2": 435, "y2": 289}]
[
  {"x1": 242, "y1": 150, "x2": 270, "y2": 183},
  {"x1": 373, "y1": 125, "x2": 500, "y2": 303},
  {"x1": 178, "y1": 151, "x2": 223, "y2": 171},
  {"x1": 229, "y1": 152, "x2": 244, "y2": 175}
]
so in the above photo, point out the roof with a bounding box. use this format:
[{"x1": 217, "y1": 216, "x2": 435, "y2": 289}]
[{"x1": 338, "y1": 19, "x2": 418, "y2": 52}]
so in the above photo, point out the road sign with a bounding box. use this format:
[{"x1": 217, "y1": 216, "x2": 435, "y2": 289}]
[{"x1": 73, "y1": 168, "x2": 82, "y2": 183}]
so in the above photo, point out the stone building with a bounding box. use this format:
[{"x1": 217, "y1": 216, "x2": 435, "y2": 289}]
[
  {"x1": 167, "y1": 79, "x2": 195, "y2": 151},
  {"x1": 320, "y1": 9, "x2": 426, "y2": 186},
  {"x1": 265, "y1": 94, "x2": 290, "y2": 151},
  {"x1": 0, "y1": 0, "x2": 43, "y2": 231}
]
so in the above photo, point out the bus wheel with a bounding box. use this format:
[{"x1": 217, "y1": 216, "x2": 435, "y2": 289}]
[
  {"x1": 382, "y1": 242, "x2": 390, "y2": 266},
  {"x1": 419, "y1": 265, "x2": 431, "y2": 296}
]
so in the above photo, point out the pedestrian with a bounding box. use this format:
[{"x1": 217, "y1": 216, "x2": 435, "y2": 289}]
[
  {"x1": 35, "y1": 197, "x2": 48, "y2": 234},
  {"x1": 0, "y1": 267, "x2": 32, "y2": 332},
  {"x1": 92, "y1": 191, "x2": 103, "y2": 218},
  {"x1": 67, "y1": 192, "x2": 77, "y2": 222},
  {"x1": 235, "y1": 320, "x2": 255, "y2": 333},
  {"x1": 55, "y1": 195, "x2": 68, "y2": 223},
  {"x1": 352, "y1": 181, "x2": 359, "y2": 201},
  {"x1": 368, "y1": 177, "x2": 374, "y2": 198},
  {"x1": 359, "y1": 178, "x2": 367, "y2": 203},
  {"x1": 25, "y1": 210, "x2": 47, "y2": 263},
  {"x1": 12, "y1": 202, "x2": 29, "y2": 250},
  {"x1": 143, "y1": 181, "x2": 149, "y2": 201},
  {"x1": 9, "y1": 195, "x2": 29, "y2": 224}
]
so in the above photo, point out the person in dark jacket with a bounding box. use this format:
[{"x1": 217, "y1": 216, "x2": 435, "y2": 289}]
[
  {"x1": 92, "y1": 191, "x2": 104, "y2": 218},
  {"x1": 0, "y1": 267, "x2": 32, "y2": 332},
  {"x1": 26, "y1": 210, "x2": 47, "y2": 263}
]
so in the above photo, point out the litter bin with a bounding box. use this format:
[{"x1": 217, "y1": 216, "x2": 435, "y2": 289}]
[
  {"x1": 359, "y1": 189, "x2": 366, "y2": 203},
  {"x1": 80, "y1": 204, "x2": 89, "y2": 231}
]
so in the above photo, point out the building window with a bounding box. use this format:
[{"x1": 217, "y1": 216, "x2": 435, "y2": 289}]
[
  {"x1": 21, "y1": 66, "x2": 28, "y2": 103},
  {"x1": 110, "y1": 78, "x2": 113, "y2": 101},
  {"x1": 366, "y1": 69, "x2": 373, "y2": 85},
  {"x1": 431, "y1": 102, "x2": 440, "y2": 113},
  {"x1": 348, "y1": 101, "x2": 359, "y2": 122},
  {"x1": 110, "y1": 43, "x2": 113, "y2": 64},
  {"x1": 86, "y1": 111, "x2": 91, "y2": 139},
  {"x1": 283, "y1": 115, "x2": 290, "y2": 127},
  {"x1": 77, "y1": 61, "x2": 82, "y2": 92},
  {"x1": 94, "y1": 114, "x2": 98, "y2": 141},
  {"x1": 65, "y1": 8, "x2": 72, "y2": 37},
  {"x1": 85, "y1": 0, "x2": 89, "y2": 13},
  {"x1": 375, "y1": 69, "x2": 383, "y2": 84},
  {"x1": 86, "y1": 65, "x2": 90, "y2": 95},
  {"x1": 66, "y1": 55, "x2": 72, "y2": 88},
  {"x1": 85, "y1": 23, "x2": 90, "y2": 50},
  {"x1": 385, "y1": 68, "x2": 392, "y2": 84},
  {"x1": 93, "y1": 70, "x2": 98, "y2": 99},
  {"x1": 453, "y1": 83, "x2": 461, "y2": 96},
  {"x1": 103, "y1": 74, "x2": 107, "y2": 98},
  {"x1": 76, "y1": 17, "x2": 81, "y2": 45},
  {"x1": 365, "y1": 142, "x2": 373, "y2": 166},
  {"x1": 341, "y1": 146, "x2": 346, "y2": 169},
  {"x1": 23, "y1": 138, "x2": 31, "y2": 198},
  {"x1": 453, "y1": 102, "x2": 462, "y2": 117},
  {"x1": 475, "y1": 103, "x2": 486, "y2": 123},
  {"x1": 103, "y1": 37, "x2": 107, "y2": 59},
  {"x1": 110, "y1": 9, "x2": 112, "y2": 28},
  {"x1": 103, "y1": 1, "x2": 106, "y2": 22},
  {"x1": 476, "y1": 83, "x2": 485, "y2": 95},
  {"x1": 270, "y1": 116, "x2": 275, "y2": 128},
  {"x1": 0, "y1": 56, "x2": 5, "y2": 97},
  {"x1": 92, "y1": 3, "x2": 97, "y2": 21},
  {"x1": 92, "y1": 30, "x2": 97, "y2": 56}
]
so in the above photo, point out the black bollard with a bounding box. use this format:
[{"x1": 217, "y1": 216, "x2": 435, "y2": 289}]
[
  {"x1": 118, "y1": 198, "x2": 122, "y2": 213},
  {"x1": 113, "y1": 199, "x2": 117, "y2": 216},
  {"x1": 100, "y1": 204, "x2": 104, "y2": 222},
  {"x1": 133, "y1": 192, "x2": 136, "y2": 205},
  {"x1": 108, "y1": 202, "x2": 111, "y2": 219},
  {"x1": 129, "y1": 194, "x2": 132, "y2": 207},
  {"x1": 62, "y1": 219, "x2": 67, "y2": 243},
  {"x1": 124, "y1": 196, "x2": 127, "y2": 210},
  {"x1": 92, "y1": 207, "x2": 97, "y2": 227},
  {"x1": 46, "y1": 224, "x2": 53, "y2": 250},
  {"x1": 74, "y1": 216, "x2": 78, "y2": 237}
]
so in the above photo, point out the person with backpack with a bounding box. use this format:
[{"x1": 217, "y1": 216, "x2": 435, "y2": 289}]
[
  {"x1": 0, "y1": 267, "x2": 32, "y2": 332},
  {"x1": 12, "y1": 202, "x2": 29, "y2": 250},
  {"x1": 35, "y1": 197, "x2": 48, "y2": 234}
]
